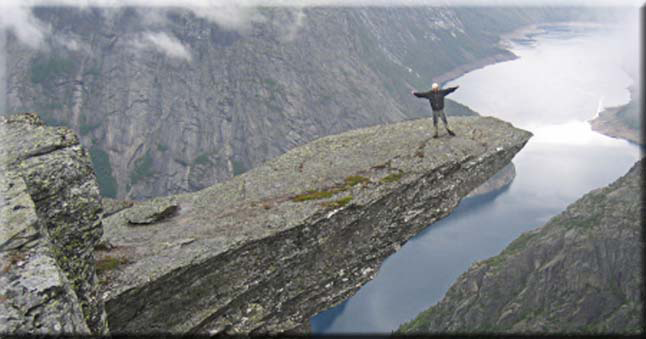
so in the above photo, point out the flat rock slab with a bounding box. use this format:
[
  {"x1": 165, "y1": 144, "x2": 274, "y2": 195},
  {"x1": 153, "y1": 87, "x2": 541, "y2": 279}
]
[{"x1": 100, "y1": 116, "x2": 532, "y2": 334}]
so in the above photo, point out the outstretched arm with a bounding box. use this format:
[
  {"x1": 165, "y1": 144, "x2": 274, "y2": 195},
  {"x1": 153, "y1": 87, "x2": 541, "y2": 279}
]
[
  {"x1": 412, "y1": 90, "x2": 432, "y2": 98},
  {"x1": 443, "y1": 86, "x2": 459, "y2": 95}
]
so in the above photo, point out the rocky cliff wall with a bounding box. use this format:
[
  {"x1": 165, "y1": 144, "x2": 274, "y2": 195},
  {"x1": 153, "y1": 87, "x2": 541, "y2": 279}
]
[
  {"x1": 0, "y1": 113, "x2": 107, "y2": 334},
  {"x1": 4, "y1": 6, "x2": 578, "y2": 200},
  {"x1": 97, "y1": 115, "x2": 531, "y2": 334},
  {"x1": 398, "y1": 158, "x2": 643, "y2": 334}
]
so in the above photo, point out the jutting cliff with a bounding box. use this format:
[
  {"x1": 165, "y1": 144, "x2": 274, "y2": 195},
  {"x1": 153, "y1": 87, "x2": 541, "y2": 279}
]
[
  {"x1": 398, "y1": 158, "x2": 643, "y2": 334},
  {"x1": 96, "y1": 114, "x2": 531, "y2": 334},
  {"x1": 1, "y1": 112, "x2": 530, "y2": 335}
]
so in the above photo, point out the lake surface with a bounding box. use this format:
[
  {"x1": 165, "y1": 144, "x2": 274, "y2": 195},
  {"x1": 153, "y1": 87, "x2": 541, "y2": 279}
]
[{"x1": 311, "y1": 22, "x2": 642, "y2": 333}]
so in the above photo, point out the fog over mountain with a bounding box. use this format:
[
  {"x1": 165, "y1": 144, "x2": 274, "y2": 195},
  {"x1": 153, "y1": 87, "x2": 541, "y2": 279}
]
[{"x1": 0, "y1": 1, "x2": 634, "y2": 200}]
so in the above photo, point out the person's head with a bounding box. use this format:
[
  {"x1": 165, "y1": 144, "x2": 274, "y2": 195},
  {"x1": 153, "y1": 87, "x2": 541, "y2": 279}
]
[{"x1": 432, "y1": 83, "x2": 439, "y2": 91}]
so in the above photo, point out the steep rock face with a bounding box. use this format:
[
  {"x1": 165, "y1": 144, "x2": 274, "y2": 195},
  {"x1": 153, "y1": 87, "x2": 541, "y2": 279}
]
[
  {"x1": 399, "y1": 159, "x2": 643, "y2": 334},
  {"x1": 98, "y1": 116, "x2": 531, "y2": 334},
  {"x1": 466, "y1": 162, "x2": 515, "y2": 198},
  {"x1": 5, "y1": 6, "x2": 577, "y2": 200},
  {"x1": 0, "y1": 113, "x2": 107, "y2": 334}
]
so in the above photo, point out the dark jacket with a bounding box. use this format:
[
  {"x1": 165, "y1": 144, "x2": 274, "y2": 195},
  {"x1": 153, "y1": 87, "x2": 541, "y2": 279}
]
[{"x1": 413, "y1": 86, "x2": 458, "y2": 111}]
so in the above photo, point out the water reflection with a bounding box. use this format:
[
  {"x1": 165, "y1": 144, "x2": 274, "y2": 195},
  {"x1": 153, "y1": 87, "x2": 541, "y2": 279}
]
[{"x1": 312, "y1": 22, "x2": 641, "y2": 333}]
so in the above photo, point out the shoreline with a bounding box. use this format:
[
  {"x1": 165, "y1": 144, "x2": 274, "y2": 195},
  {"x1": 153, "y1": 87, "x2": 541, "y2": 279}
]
[
  {"x1": 435, "y1": 21, "x2": 602, "y2": 86},
  {"x1": 589, "y1": 104, "x2": 642, "y2": 146},
  {"x1": 434, "y1": 51, "x2": 518, "y2": 86}
]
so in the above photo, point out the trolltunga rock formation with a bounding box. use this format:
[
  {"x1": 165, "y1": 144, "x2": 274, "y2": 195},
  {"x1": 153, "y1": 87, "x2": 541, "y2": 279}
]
[{"x1": 98, "y1": 115, "x2": 531, "y2": 334}]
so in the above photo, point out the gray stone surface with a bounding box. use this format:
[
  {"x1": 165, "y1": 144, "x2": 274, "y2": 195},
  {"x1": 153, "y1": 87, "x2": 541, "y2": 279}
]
[
  {"x1": 399, "y1": 159, "x2": 644, "y2": 334},
  {"x1": 0, "y1": 113, "x2": 107, "y2": 334},
  {"x1": 123, "y1": 200, "x2": 179, "y2": 225},
  {"x1": 99, "y1": 115, "x2": 531, "y2": 334},
  {"x1": 466, "y1": 162, "x2": 515, "y2": 198}
]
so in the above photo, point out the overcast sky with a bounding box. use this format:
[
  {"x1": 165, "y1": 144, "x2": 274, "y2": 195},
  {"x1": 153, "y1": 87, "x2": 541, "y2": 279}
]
[{"x1": 0, "y1": 0, "x2": 643, "y2": 7}]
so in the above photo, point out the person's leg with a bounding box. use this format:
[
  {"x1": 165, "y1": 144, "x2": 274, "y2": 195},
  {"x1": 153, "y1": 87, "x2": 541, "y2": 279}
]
[
  {"x1": 439, "y1": 109, "x2": 455, "y2": 136},
  {"x1": 432, "y1": 110, "x2": 439, "y2": 138}
]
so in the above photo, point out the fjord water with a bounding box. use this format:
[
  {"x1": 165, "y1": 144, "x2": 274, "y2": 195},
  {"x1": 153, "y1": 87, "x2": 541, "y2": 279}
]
[{"x1": 311, "y1": 23, "x2": 642, "y2": 333}]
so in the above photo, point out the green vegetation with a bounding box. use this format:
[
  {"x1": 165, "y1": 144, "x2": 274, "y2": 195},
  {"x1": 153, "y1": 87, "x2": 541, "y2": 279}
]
[
  {"x1": 79, "y1": 123, "x2": 101, "y2": 136},
  {"x1": 292, "y1": 190, "x2": 336, "y2": 202},
  {"x1": 501, "y1": 230, "x2": 538, "y2": 255},
  {"x1": 80, "y1": 115, "x2": 101, "y2": 136},
  {"x1": 30, "y1": 55, "x2": 76, "y2": 84},
  {"x1": 344, "y1": 175, "x2": 370, "y2": 187},
  {"x1": 89, "y1": 146, "x2": 118, "y2": 198},
  {"x1": 84, "y1": 64, "x2": 102, "y2": 78},
  {"x1": 381, "y1": 172, "x2": 404, "y2": 183},
  {"x1": 397, "y1": 306, "x2": 437, "y2": 333},
  {"x1": 157, "y1": 143, "x2": 169, "y2": 152},
  {"x1": 482, "y1": 253, "x2": 506, "y2": 270},
  {"x1": 130, "y1": 150, "x2": 154, "y2": 185},
  {"x1": 232, "y1": 159, "x2": 247, "y2": 176},
  {"x1": 323, "y1": 196, "x2": 353, "y2": 209},
  {"x1": 193, "y1": 153, "x2": 213, "y2": 166},
  {"x1": 96, "y1": 256, "x2": 129, "y2": 275}
]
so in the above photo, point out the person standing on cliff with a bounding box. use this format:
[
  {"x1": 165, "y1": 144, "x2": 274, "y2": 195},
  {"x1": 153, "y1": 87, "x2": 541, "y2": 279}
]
[{"x1": 412, "y1": 83, "x2": 459, "y2": 138}]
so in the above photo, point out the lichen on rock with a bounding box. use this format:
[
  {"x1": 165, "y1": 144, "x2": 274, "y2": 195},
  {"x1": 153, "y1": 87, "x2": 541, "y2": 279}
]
[{"x1": 0, "y1": 113, "x2": 108, "y2": 335}]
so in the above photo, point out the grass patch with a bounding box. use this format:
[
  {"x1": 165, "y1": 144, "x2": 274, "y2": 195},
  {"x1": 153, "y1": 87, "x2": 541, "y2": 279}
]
[
  {"x1": 323, "y1": 196, "x2": 353, "y2": 209},
  {"x1": 96, "y1": 256, "x2": 129, "y2": 275},
  {"x1": 381, "y1": 172, "x2": 404, "y2": 183},
  {"x1": 344, "y1": 175, "x2": 370, "y2": 187},
  {"x1": 292, "y1": 190, "x2": 336, "y2": 202}
]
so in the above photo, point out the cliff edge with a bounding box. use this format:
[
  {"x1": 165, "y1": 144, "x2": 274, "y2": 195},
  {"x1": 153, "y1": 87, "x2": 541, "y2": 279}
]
[{"x1": 98, "y1": 116, "x2": 531, "y2": 334}]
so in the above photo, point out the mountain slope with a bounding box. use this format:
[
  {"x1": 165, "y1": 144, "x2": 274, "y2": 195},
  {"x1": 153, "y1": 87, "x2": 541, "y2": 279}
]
[
  {"x1": 5, "y1": 6, "x2": 584, "y2": 199},
  {"x1": 398, "y1": 158, "x2": 643, "y2": 334}
]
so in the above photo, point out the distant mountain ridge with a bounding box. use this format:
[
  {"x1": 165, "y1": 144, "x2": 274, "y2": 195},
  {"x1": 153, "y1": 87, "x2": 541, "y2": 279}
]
[{"x1": 4, "y1": 6, "x2": 591, "y2": 199}]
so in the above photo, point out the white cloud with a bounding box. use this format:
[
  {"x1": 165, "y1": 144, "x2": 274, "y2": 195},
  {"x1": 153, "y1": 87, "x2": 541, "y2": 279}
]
[
  {"x1": 280, "y1": 7, "x2": 306, "y2": 42},
  {"x1": 0, "y1": 4, "x2": 47, "y2": 49},
  {"x1": 0, "y1": 0, "x2": 640, "y2": 50},
  {"x1": 132, "y1": 31, "x2": 192, "y2": 61}
]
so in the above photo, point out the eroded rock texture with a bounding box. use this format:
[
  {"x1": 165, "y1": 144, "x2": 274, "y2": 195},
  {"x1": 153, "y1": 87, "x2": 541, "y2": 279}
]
[{"x1": 0, "y1": 113, "x2": 107, "y2": 334}]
